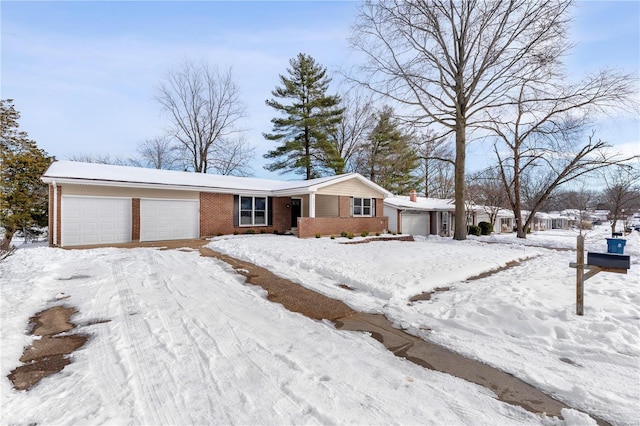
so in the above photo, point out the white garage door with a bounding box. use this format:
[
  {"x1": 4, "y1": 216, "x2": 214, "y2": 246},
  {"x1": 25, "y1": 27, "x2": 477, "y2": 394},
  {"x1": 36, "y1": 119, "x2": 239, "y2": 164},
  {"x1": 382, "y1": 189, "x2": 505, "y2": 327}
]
[
  {"x1": 402, "y1": 210, "x2": 430, "y2": 236},
  {"x1": 140, "y1": 199, "x2": 199, "y2": 242},
  {"x1": 62, "y1": 196, "x2": 131, "y2": 246}
]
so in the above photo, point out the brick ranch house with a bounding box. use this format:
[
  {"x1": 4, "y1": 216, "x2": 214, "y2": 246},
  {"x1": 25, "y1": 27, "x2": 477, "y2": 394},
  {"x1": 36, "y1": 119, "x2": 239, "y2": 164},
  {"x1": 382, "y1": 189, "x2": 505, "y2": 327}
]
[{"x1": 41, "y1": 161, "x2": 392, "y2": 247}]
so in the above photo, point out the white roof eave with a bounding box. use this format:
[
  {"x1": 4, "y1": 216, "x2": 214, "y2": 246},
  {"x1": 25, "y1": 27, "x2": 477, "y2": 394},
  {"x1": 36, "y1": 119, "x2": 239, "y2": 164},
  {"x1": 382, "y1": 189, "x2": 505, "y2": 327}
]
[{"x1": 41, "y1": 177, "x2": 274, "y2": 196}]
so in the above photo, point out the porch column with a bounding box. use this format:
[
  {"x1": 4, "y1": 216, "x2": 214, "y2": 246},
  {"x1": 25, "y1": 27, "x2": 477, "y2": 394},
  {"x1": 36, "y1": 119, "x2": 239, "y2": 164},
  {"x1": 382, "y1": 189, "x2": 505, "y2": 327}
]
[{"x1": 309, "y1": 192, "x2": 316, "y2": 218}]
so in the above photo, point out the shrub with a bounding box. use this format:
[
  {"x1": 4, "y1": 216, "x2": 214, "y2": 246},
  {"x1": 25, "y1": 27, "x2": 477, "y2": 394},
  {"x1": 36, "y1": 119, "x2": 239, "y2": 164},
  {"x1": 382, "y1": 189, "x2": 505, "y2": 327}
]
[
  {"x1": 245, "y1": 229, "x2": 256, "y2": 235},
  {"x1": 478, "y1": 221, "x2": 493, "y2": 235},
  {"x1": 468, "y1": 225, "x2": 481, "y2": 236},
  {"x1": 347, "y1": 233, "x2": 354, "y2": 239},
  {"x1": 273, "y1": 229, "x2": 279, "y2": 234},
  {"x1": 375, "y1": 232, "x2": 380, "y2": 236},
  {"x1": 330, "y1": 235, "x2": 335, "y2": 240},
  {"x1": 315, "y1": 233, "x2": 321, "y2": 238},
  {"x1": 580, "y1": 220, "x2": 593, "y2": 230},
  {"x1": 233, "y1": 230, "x2": 239, "y2": 235},
  {"x1": 361, "y1": 230, "x2": 369, "y2": 237},
  {"x1": 341, "y1": 230, "x2": 349, "y2": 238}
]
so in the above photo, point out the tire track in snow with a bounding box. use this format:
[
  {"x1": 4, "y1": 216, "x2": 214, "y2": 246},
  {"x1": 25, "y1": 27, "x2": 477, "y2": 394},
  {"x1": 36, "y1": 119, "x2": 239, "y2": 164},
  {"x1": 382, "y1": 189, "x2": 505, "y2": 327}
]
[
  {"x1": 85, "y1": 268, "x2": 134, "y2": 423},
  {"x1": 146, "y1": 251, "x2": 233, "y2": 424},
  {"x1": 111, "y1": 258, "x2": 184, "y2": 426}
]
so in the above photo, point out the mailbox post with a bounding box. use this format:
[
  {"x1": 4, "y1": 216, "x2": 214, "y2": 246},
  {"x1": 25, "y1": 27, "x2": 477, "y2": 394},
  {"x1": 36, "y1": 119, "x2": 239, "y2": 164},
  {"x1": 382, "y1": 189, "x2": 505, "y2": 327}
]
[
  {"x1": 569, "y1": 235, "x2": 630, "y2": 316},
  {"x1": 576, "y1": 235, "x2": 585, "y2": 315}
]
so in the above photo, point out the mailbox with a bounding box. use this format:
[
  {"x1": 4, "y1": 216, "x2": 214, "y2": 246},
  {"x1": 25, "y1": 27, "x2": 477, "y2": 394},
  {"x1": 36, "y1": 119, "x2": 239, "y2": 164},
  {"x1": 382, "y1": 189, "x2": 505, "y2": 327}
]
[
  {"x1": 587, "y1": 252, "x2": 631, "y2": 270},
  {"x1": 606, "y1": 238, "x2": 626, "y2": 254}
]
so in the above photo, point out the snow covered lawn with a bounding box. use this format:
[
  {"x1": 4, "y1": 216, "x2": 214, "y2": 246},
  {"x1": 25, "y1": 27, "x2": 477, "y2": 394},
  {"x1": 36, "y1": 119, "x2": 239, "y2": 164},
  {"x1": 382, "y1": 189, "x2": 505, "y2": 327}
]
[
  {"x1": 208, "y1": 226, "x2": 640, "y2": 426},
  {"x1": 1, "y1": 226, "x2": 638, "y2": 425}
]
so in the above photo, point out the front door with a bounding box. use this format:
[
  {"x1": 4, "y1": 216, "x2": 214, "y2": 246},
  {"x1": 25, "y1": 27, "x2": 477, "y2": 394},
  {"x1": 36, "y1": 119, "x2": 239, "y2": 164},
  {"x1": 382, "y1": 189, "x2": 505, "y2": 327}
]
[{"x1": 291, "y1": 198, "x2": 302, "y2": 228}]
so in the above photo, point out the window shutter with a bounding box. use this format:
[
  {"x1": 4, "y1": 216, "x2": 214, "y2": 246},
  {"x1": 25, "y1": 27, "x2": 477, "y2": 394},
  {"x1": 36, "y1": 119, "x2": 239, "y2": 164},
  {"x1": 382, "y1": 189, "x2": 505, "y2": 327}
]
[
  {"x1": 350, "y1": 197, "x2": 354, "y2": 217},
  {"x1": 268, "y1": 197, "x2": 273, "y2": 226},
  {"x1": 371, "y1": 198, "x2": 376, "y2": 216},
  {"x1": 233, "y1": 195, "x2": 239, "y2": 227}
]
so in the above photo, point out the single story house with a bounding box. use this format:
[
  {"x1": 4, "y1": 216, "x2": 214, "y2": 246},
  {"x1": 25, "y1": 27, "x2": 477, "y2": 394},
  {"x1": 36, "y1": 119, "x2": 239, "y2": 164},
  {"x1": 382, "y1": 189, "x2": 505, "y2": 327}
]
[
  {"x1": 41, "y1": 161, "x2": 392, "y2": 247},
  {"x1": 383, "y1": 192, "x2": 455, "y2": 237},
  {"x1": 467, "y1": 206, "x2": 515, "y2": 234},
  {"x1": 529, "y1": 212, "x2": 570, "y2": 231}
]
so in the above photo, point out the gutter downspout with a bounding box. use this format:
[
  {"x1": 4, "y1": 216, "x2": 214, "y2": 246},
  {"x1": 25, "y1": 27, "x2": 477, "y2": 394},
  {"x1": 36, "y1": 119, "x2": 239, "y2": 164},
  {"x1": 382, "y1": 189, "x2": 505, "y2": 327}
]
[{"x1": 53, "y1": 181, "x2": 57, "y2": 246}]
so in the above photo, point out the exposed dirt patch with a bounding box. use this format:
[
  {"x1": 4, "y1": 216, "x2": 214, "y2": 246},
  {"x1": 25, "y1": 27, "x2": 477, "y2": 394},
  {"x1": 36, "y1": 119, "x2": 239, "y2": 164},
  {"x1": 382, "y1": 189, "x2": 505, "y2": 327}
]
[
  {"x1": 8, "y1": 354, "x2": 71, "y2": 391},
  {"x1": 9, "y1": 305, "x2": 88, "y2": 391},
  {"x1": 19, "y1": 334, "x2": 87, "y2": 363},
  {"x1": 409, "y1": 286, "x2": 451, "y2": 303},
  {"x1": 465, "y1": 256, "x2": 539, "y2": 281},
  {"x1": 29, "y1": 305, "x2": 76, "y2": 336}
]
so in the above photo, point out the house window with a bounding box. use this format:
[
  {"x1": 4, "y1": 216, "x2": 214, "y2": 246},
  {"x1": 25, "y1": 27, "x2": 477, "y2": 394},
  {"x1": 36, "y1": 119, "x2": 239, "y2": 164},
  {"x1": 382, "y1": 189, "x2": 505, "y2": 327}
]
[
  {"x1": 352, "y1": 197, "x2": 373, "y2": 217},
  {"x1": 240, "y1": 196, "x2": 267, "y2": 226}
]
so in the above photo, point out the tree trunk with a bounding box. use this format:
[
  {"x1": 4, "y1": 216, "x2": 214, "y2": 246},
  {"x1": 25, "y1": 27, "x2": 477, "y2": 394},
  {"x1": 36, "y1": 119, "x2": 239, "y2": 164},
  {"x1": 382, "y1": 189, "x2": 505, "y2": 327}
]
[
  {"x1": 1, "y1": 230, "x2": 14, "y2": 252},
  {"x1": 513, "y1": 153, "x2": 527, "y2": 239},
  {"x1": 453, "y1": 124, "x2": 466, "y2": 240}
]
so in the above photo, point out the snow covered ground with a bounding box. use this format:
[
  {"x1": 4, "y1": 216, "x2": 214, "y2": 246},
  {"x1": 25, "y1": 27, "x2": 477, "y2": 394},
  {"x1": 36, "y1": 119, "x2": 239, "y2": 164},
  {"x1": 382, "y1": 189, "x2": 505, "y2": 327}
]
[{"x1": 1, "y1": 226, "x2": 638, "y2": 425}]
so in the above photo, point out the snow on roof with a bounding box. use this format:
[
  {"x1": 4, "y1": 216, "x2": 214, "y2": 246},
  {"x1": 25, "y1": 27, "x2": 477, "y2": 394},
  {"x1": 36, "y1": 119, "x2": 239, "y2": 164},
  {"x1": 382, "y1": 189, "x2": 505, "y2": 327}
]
[
  {"x1": 384, "y1": 195, "x2": 455, "y2": 211},
  {"x1": 41, "y1": 161, "x2": 389, "y2": 195}
]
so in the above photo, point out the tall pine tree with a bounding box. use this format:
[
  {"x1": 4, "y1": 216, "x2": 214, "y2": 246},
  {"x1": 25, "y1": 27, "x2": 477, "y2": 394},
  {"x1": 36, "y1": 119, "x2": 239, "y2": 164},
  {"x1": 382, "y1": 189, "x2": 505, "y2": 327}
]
[
  {"x1": 1, "y1": 99, "x2": 51, "y2": 251},
  {"x1": 356, "y1": 106, "x2": 420, "y2": 194},
  {"x1": 263, "y1": 53, "x2": 344, "y2": 179}
]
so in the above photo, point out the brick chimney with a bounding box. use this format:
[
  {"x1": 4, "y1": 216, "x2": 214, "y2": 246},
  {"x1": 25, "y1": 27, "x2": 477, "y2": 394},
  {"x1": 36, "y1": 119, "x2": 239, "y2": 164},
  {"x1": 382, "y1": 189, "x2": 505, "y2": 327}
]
[{"x1": 409, "y1": 189, "x2": 417, "y2": 202}]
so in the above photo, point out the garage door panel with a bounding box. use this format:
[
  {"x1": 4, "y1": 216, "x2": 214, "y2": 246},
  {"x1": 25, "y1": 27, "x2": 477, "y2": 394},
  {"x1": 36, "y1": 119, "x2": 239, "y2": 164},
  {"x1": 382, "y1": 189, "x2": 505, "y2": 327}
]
[
  {"x1": 62, "y1": 197, "x2": 131, "y2": 246},
  {"x1": 140, "y1": 199, "x2": 199, "y2": 242},
  {"x1": 402, "y1": 211, "x2": 430, "y2": 236}
]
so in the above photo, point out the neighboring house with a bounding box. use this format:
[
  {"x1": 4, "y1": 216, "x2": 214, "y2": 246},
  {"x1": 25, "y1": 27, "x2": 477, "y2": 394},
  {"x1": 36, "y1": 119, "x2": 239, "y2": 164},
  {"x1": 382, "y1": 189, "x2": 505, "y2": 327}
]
[
  {"x1": 383, "y1": 192, "x2": 455, "y2": 237},
  {"x1": 41, "y1": 161, "x2": 391, "y2": 247},
  {"x1": 530, "y1": 212, "x2": 570, "y2": 231},
  {"x1": 468, "y1": 207, "x2": 515, "y2": 234}
]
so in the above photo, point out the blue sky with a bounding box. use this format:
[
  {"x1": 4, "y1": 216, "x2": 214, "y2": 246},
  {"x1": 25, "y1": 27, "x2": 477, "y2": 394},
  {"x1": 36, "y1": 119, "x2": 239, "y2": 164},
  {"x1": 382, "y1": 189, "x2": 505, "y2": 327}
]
[{"x1": 2, "y1": 1, "x2": 639, "y2": 180}]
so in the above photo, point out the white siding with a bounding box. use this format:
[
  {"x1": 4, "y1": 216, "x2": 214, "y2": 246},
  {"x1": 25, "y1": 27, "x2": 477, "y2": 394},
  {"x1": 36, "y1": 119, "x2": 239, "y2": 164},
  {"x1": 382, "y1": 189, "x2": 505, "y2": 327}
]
[
  {"x1": 315, "y1": 195, "x2": 339, "y2": 218},
  {"x1": 62, "y1": 184, "x2": 199, "y2": 200},
  {"x1": 317, "y1": 179, "x2": 386, "y2": 198},
  {"x1": 384, "y1": 206, "x2": 399, "y2": 233}
]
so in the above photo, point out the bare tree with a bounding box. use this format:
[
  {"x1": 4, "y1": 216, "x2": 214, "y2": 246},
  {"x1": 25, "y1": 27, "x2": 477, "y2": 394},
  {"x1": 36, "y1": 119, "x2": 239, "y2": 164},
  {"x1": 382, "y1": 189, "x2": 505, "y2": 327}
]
[
  {"x1": 208, "y1": 135, "x2": 255, "y2": 177},
  {"x1": 415, "y1": 130, "x2": 454, "y2": 198},
  {"x1": 489, "y1": 67, "x2": 637, "y2": 238},
  {"x1": 467, "y1": 168, "x2": 509, "y2": 226},
  {"x1": 67, "y1": 153, "x2": 130, "y2": 165},
  {"x1": 601, "y1": 164, "x2": 640, "y2": 236},
  {"x1": 331, "y1": 89, "x2": 377, "y2": 173},
  {"x1": 157, "y1": 60, "x2": 249, "y2": 173},
  {"x1": 351, "y1": 0, "x2": 572, "y2": 240},
  {"x1": 133, "y1": 136, "x2": 182, "y2": 170}
]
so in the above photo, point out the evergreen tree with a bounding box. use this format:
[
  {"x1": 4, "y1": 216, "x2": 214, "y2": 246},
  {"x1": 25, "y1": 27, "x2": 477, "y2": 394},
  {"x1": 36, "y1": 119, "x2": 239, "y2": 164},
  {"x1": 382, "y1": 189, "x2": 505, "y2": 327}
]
[
  {"x1": 264, "y1": 53, "x2": 344, "y2": 179},
  {"x1": 1, "y1": 99, "x2": 51, "y2": 251},
  {"x1": 356, "y1": 106, "x2": 420, "y2": 194}
]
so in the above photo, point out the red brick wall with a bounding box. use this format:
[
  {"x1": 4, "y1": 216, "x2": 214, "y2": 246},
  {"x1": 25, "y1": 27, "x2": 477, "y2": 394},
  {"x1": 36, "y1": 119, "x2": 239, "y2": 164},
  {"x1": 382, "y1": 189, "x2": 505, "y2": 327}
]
[
  {"x1": 48, "y1": 184, "x2": 62, "y2": 246},
  {"x1": 132, "y1": 198, "x2": 140, "y2": 241},
  {"x1": 273, "y1": 197, "x2": 291, "y2": 232},
  {"x1": 338, "y1": 196, "x2": 350, "y2": 218},
  {"x1": 375, "y1": 198, "x2": 384, "y2": 217},
  {"x1": 298, "y1": 216, "x2": 388, "y2": 238},
  {"x1": 200, "y1": 193, "x2": 235, "y2": 236},
  {"x1": 199, "y1": 193, "x2": 291, "y2": 237}
]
